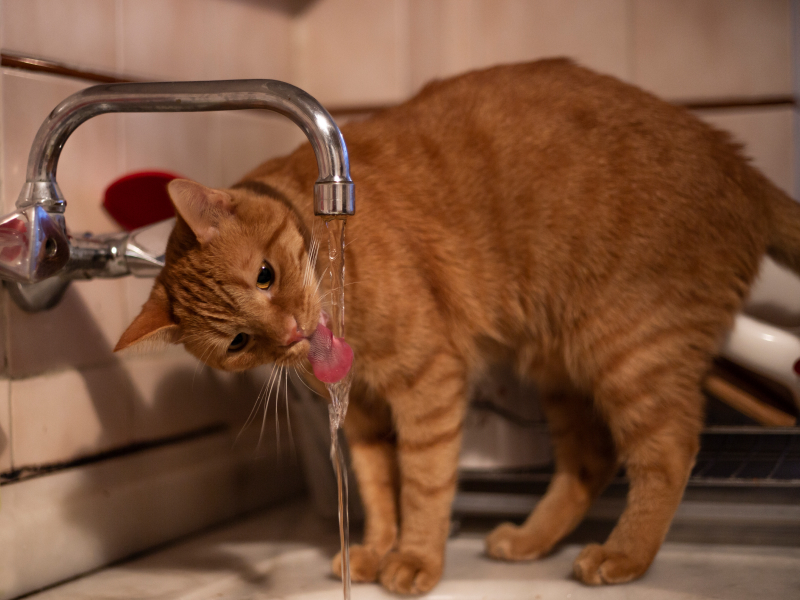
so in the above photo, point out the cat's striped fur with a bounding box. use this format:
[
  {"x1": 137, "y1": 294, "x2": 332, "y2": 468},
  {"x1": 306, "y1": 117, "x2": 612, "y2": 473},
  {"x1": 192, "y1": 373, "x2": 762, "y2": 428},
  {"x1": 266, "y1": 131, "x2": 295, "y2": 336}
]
[{"x1": 118, "y1": 59, "x2": 800, "y2": 593}]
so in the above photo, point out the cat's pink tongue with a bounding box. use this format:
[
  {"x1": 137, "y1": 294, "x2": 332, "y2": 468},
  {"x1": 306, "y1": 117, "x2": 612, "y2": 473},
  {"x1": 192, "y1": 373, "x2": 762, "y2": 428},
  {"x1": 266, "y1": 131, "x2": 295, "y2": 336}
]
[{"x1": 307, "y1": 323, "x2": 353, "y2": 384}]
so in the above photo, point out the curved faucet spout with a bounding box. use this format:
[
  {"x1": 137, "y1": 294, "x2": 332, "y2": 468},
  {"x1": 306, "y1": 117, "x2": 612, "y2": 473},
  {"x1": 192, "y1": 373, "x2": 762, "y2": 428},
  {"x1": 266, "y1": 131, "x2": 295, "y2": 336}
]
[
  {"x1": 19, "y1": 79, "x2": 355, "y2": 216},
  {"x1": 3, "y1": 79, "x2": 354, "y2": 291}
]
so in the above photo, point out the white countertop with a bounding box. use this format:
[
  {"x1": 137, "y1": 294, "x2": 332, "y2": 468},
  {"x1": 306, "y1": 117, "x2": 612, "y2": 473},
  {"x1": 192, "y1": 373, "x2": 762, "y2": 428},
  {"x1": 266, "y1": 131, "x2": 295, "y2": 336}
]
[{"x1": 25, "y1": 499, "x2": 800, "y2": 599}]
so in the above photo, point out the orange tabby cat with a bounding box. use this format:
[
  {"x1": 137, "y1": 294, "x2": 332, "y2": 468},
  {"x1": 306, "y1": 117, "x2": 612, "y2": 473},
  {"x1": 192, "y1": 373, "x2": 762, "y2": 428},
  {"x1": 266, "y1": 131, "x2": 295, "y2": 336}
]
[{"x1": 116, "y1": 59, "x2": 800, "y2": 594}]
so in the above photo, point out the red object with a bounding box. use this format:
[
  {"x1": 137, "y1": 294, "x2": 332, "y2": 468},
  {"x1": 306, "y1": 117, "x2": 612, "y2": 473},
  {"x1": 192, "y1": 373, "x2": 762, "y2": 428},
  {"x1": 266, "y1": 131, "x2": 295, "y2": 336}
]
[
  {"x1": 103, "y1": 171, "x2": 181, "y2": 231},
  {"x1": 793, "y1": 358, "x2": 800, "y2": 377}
]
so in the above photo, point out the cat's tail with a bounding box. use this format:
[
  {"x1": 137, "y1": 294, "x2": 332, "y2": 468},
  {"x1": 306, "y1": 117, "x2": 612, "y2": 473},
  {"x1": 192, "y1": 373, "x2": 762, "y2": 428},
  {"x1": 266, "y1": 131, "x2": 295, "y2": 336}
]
[{"x1": 764, "y1": 175, "x2": 800, "y2": 274}]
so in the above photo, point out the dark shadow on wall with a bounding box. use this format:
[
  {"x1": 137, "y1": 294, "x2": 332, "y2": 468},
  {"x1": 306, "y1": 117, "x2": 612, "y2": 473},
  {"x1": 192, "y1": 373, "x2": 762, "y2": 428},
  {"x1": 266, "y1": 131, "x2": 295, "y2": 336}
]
[
  {"x1": 57, "y1": 363, "x2": 310, "y2": 594},
  {"x1": 230, "y1": 0, "x2": 319, "y2": 17},
  {"x1": 4, "y1": 283, "x2": 147, "y2": 469},
  {"x1": 3, "y1": 284, "x2": 308, "y2": 596}
]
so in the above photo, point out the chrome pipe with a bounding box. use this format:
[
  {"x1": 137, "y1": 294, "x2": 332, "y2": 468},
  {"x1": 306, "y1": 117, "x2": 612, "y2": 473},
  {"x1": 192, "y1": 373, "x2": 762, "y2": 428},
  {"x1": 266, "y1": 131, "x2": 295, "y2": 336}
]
[
  {"x1": 0, "y1": 79, "x2": 354, "y2": 300},
  {"x1": 19, "y1": 79, "x2": 355, "y2": 217}
]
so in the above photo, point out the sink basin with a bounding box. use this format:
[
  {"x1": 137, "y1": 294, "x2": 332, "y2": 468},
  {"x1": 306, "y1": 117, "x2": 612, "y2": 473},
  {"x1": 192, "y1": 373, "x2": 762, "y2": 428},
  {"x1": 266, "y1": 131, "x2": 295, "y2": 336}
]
[{"x1": 23, "y1": 500, "x2": 800, "y2": 600}]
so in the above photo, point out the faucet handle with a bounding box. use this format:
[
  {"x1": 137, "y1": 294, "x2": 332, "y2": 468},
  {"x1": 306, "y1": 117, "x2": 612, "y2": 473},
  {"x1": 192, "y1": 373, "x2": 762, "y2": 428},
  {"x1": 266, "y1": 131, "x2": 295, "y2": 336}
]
[
  {"x1": 0, "y1": 205, "x2": 70, "y2": 284},
  {"x1": 124, "y1": 218, "x2": 173, "y2": 276},
  {"x1": 66, "y1": 217, "x2": 174, "y2": 279},
  {"x1": 4, "y1": 217, "x2": 174, "y2": 312}
]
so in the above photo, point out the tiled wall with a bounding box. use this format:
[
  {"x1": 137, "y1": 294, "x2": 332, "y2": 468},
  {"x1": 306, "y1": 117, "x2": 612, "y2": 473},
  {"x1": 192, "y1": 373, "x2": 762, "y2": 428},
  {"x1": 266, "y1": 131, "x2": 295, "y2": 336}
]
[
  {"x1": 291, "y1": 0, "x2": 796, "y2": 194},
  {"x1": 0, "y1": 0, "x2": 796, "y2": 591},
  {"x1": 0, "y1": 0, "x2": 308, "y2": 475},
  {"x1": 3, "y1": 0, "x2": 793, "y2": 475}
]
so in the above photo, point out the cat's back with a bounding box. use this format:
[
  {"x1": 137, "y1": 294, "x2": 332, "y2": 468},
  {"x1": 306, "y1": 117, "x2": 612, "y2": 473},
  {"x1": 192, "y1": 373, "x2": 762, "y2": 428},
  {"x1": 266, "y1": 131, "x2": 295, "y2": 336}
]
[
  {"x1": 340, "y1": 58, "x2": 767, "y2": 278},
  {"x1": 343, "y1": 58, "x2": 717, "y2": 163},
  {"x1": 327, "y1": 60, "x2": 773, "y2": 357},
  {"x1": 341, "y1": 58, "x2": 756, "y2": 225},
  {"x1": 248, "y1": 59, "x2": 773, "y2": 372}
]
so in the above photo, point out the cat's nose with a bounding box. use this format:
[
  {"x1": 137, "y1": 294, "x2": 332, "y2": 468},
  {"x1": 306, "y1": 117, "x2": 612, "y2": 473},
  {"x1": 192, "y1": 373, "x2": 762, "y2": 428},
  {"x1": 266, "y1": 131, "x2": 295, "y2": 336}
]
[{"x1": 285, "y1": 317, "x2": 305, "y2": 345}]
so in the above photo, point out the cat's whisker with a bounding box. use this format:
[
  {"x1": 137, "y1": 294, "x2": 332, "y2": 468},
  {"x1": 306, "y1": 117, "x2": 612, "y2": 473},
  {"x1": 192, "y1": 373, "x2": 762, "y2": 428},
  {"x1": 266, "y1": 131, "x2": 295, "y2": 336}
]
[
  {"x1": 284, "y1": 368, "x2": 296, "y2": 458},
  {"x1": 302, "y1": 238, "x2": 311, "y2": 284},
  {"x1": 304, "y1": 245, "x2": 314, "y2": 287},
  {"x1": 257, "y1": 365, "x2": 280, "y2": 448},
  {"x1": 250, "y1": 364, "x2": 277, "y2": 448},
  {"x1": 236, "y1": 363, "x2": 275, "y2": 447},
  {"x1": 275, "y1": 365, "x2": 284, "y2": 458},
  {"x1": 192, "y1": 346, "x2": 215, "y2": 390},
  {"x1": 302, "y1": 238, "x2": 316, "y2": 287},
  {"x1": 313, "y1": 268, "x2": 329, "y2": 296},
  {"x1": 258, "y1": 361, "x2": 282, "y2": 448},
  {"x1": 311, "y1": 240, "x2": 321, "y2": 287},
  {"x1": 293, "y1": 366, "x2": 326, "y2": 399},
  {"x1": 304, "y1": 237, "x2": 321, "y2": 288},
  {"x1": 308, "y1": 238, "x2": 322, "y2": 287},
  {"x1": 317, "y1": 281, "x2": 361, "y2": 303}
]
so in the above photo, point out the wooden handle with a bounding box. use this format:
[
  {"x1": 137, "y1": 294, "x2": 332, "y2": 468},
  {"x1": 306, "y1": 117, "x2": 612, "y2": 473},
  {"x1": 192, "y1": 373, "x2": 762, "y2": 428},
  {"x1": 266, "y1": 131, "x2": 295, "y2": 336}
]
[{"x1": 704, "y1": 374, "x2": 797, "y2": 427}]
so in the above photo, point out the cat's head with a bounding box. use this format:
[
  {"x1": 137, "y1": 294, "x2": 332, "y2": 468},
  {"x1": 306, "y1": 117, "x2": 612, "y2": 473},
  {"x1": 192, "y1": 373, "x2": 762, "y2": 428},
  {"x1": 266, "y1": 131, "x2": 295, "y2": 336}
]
[{"x1": 115, "y1": 179, "x2": 322, "y2": 371}]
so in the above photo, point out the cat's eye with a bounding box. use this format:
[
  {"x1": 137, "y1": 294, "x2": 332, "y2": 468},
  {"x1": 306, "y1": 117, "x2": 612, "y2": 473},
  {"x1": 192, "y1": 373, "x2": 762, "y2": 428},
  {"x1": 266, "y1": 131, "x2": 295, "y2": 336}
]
[
  {"x1": 228, "y1": 333, "x2": 250, "y2": 353},
  {"x1": 257, "y1": 262, "x2": 275, "y2": 290}
]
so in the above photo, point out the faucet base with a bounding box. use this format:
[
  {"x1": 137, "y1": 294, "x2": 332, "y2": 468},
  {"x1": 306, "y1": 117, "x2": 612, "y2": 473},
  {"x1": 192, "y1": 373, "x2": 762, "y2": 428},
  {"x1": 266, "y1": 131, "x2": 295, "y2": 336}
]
[
  {"x1": 0, "y1": 205, "x2": 70, "y2": 284},
  {"x1": 5, "y1": 276, "x2": 71, "y2": 312}
]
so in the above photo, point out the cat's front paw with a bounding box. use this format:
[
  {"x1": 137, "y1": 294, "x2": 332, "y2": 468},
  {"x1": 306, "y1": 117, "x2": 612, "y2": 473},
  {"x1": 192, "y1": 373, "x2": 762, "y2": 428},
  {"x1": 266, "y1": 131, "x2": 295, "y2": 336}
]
[
  {"x1": 379, "y1": 550, "x2": 442, "y2": 594},
  {"x1": 485, "y1": 522, "x2": 549, "y2": 561},
  {"x1": 331, "y1": 545, "x2": 382, "y2": 583},
  {"x1": 573, "y1": 543, "x2": 650, "y2": 585}
]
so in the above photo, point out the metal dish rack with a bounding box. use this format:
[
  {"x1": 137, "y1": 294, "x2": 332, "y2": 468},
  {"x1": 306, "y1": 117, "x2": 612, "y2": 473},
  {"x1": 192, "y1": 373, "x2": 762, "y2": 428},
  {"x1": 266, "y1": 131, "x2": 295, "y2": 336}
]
[
  {"x1": 692, "y1": 427, "x2": 800, "y2": 486},
  {"x1": 454, "y1": 418, "x2": 800, "y2": 546}
]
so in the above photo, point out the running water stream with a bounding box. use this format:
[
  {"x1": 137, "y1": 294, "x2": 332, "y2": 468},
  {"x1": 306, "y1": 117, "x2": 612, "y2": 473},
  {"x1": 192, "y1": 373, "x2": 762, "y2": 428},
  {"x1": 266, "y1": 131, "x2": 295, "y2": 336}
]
[{"x1": 323, "y1": 216, "x2": 352, "y2": 600}]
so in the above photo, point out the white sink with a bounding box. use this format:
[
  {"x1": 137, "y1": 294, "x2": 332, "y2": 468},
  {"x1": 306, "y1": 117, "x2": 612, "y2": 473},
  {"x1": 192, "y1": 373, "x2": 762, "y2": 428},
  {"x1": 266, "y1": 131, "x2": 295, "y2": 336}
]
[{"x1": 24, "y1": 500, "x2": 800, "y2": 600}]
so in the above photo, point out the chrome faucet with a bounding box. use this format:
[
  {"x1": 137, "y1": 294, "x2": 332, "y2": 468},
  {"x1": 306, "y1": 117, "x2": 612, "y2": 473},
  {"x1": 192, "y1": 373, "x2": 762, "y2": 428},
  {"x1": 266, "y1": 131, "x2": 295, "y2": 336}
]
[{"x1": 0, "y1": 80, "x2": 355, "y2": 311}]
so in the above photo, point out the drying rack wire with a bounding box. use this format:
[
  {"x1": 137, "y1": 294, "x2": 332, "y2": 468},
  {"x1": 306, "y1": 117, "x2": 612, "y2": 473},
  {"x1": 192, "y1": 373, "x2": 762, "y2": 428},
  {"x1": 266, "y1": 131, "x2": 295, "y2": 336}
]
[{"x1": 458, "y1": 426, "x2": 800, "y2": 492}]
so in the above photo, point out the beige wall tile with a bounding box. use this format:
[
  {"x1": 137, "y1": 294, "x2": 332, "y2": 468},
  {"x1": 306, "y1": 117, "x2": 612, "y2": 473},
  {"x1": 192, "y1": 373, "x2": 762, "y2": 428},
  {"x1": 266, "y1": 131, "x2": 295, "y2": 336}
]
[
  {"x1": 59, "y1": 115, "x2": 124, "y2": 234},
  {"x1": 2, "y1": 0, "x2": 118, "y2": 73},
  {"x1": 1, "y1": 70, "x2": 122, "y2": 232},
  {"x1": 471, "y1": 0, "x2": 629, "y2": 80},
  {"x1": 10, "y1": 364, "x2": 136, "y2": 466},
  {"x1": 209, "y1": 0, "x2": 293, "y2": 81},
  {"x1": 122, "y1": 111, "x2": 223, "y2": 188},
  {"x1": 120, "y1": 0, "x2": 217, "y2": 81},
  {"x1": 697, "y1": 106, "x2": 795, "y2": 197},
  {"x1": 409, "y1": 0, "x2": 476, "y2": 90},
  {"x1": 293, "y1": 0, "x2": 410, "y2": 106},
  {"x1": 219, "y1": 111, "x2": 306, "y2": 185},
  {"x1": 7, "y1": 278, "x2": 129, "y2": 378},
  {"x1": 0, "y1": 379, "x2": 11, "y2": 472},
  {"x1": 121, "y1": 0, "x2": 296, "y2": 81},
  {"x1": 410, "y1": 0, "x2": 629, "y2": 93},
  {"x1": 126, "y1": 354, "x2": 273, "y2": 442},
  {"x1": 633, "y1": 0, "x2": 793, "y2": 101},
  {"x1": 0, "y1": 432, "x2": 301, "y2": 599}
]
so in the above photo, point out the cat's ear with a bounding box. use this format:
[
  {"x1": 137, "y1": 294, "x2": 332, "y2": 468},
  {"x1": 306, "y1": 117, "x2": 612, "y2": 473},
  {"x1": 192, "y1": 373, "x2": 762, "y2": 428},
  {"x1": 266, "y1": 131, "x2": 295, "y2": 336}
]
[
  {"x1": 114, "y1": 284, "x2": 179, "y2": 352},
  {"x1": 167, "y1": 179, "x2": 233, "y2": 245}
]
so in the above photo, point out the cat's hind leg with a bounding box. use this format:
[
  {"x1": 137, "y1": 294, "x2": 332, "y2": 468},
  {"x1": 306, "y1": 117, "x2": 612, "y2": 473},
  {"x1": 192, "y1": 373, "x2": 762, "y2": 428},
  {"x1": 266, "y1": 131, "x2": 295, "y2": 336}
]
[
  {"x1": 572, "y1": 347, "x2": 704, "y2": 585},
  {"x1": 332, "y1": 395, "x2": 399, "y2": 583},
  {"x1": 486, "y1": 382, "x2": 617, "y2": 561}
]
